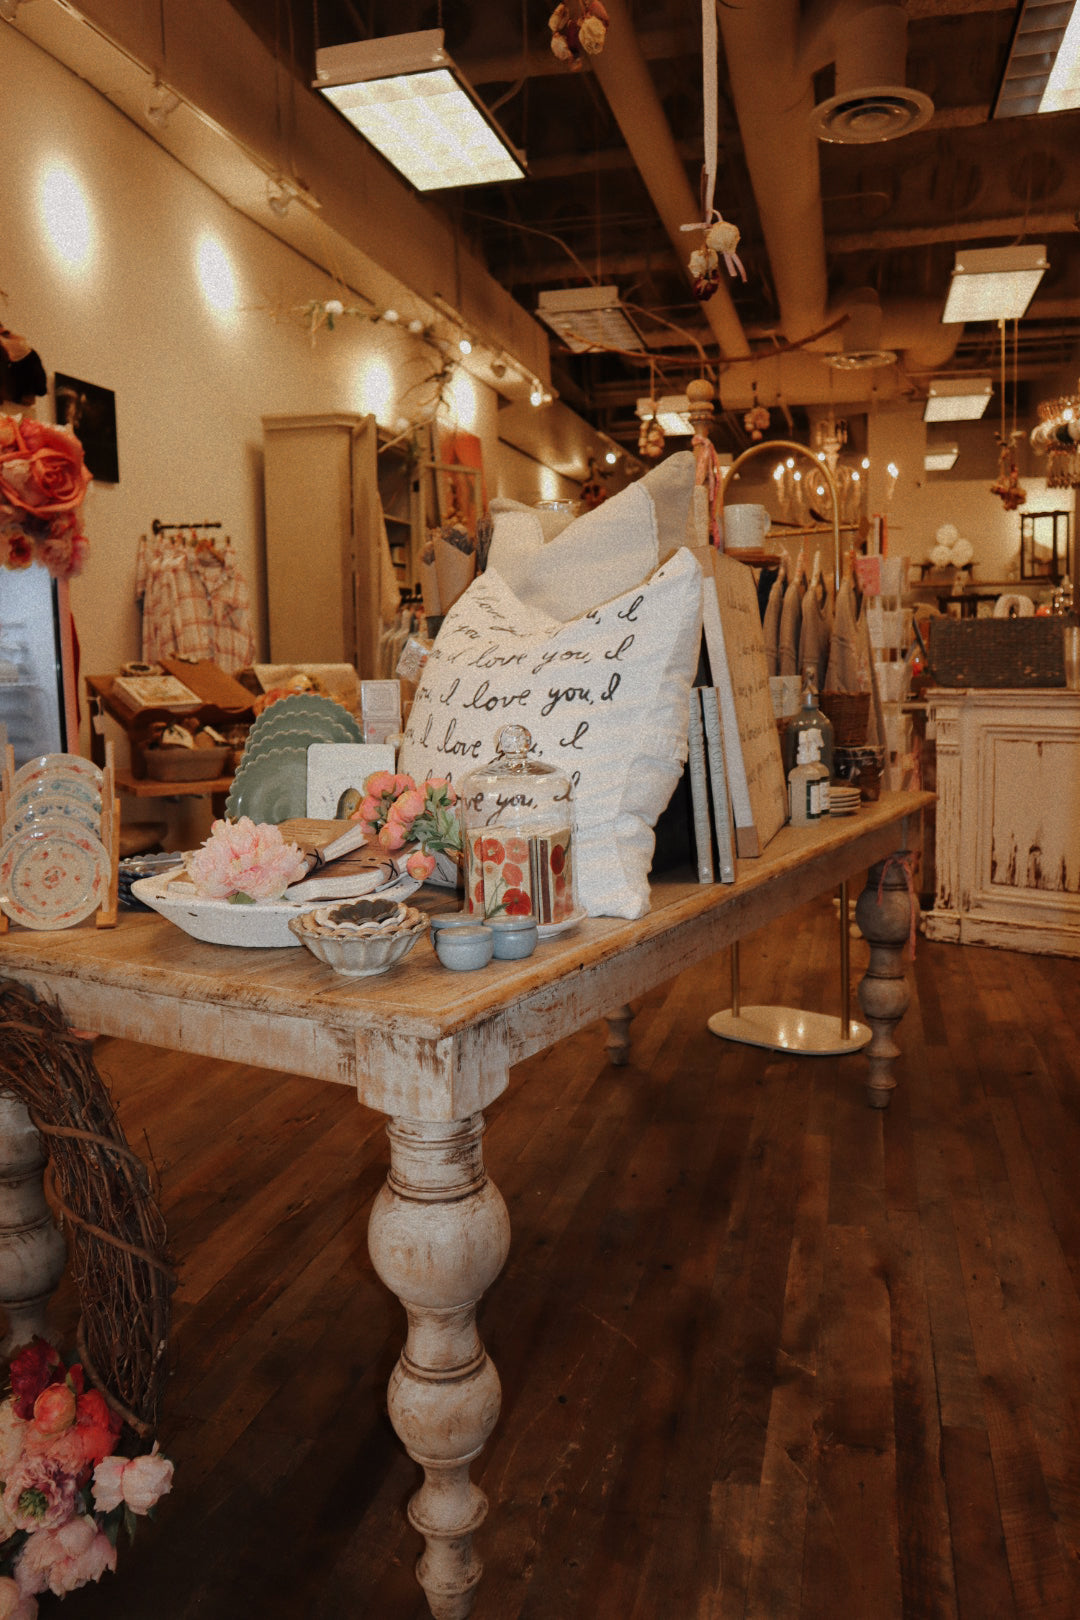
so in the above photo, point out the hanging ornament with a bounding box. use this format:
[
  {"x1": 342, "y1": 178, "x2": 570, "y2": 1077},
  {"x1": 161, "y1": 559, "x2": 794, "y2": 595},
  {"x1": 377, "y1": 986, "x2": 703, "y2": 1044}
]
[
  {"x1": 548, "y1": 0, "x2": 608, "y2": 69},
  {"x1": 637, "y1": 399, "x2": 664, "y2": 459},
  {"x1": 990, "y1": 433, "x2": 1027, "y2": 511},
  {"x1": 580, "y1": 457, "x2": 609, "y2": 509},
  {"x1": 689, "y1": 246, "x2": 721, "y2": 302},
  {"x1": 743, "y1": 382, "x2": 769, "y2": 441},
  {"x1": 989, "y1": 316, "x2": 1027, "y2": 511}
]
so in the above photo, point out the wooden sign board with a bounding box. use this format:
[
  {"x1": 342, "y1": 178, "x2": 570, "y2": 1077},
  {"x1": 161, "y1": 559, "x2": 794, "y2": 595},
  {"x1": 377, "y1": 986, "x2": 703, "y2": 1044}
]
[{"x1": 695, "y1": 548, "x2": 788, "y2": 857}]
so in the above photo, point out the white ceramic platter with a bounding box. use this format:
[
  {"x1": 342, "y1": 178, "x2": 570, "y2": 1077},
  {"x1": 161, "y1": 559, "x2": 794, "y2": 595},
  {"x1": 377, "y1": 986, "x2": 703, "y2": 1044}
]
[
  {"x1": 536, "y1": 906, "x2": 587, "y2": 939},
  {"x1": 131, "y1": 868, "x2": 420, "y2": 948},
  {"x1": 0, "y1": 821, "x2": 110, "y2": 930}
]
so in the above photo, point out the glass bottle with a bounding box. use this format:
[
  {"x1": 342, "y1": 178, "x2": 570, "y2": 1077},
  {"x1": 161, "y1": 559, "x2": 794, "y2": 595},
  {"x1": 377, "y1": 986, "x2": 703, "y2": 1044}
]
[
  {"x1": 782, "y1": 668, "x2": 835, "y2": 780},
  {"x1": 788, "y1": 730, "x2": 830, "y2": 826},
  {"x1": 459, "y1": 724, "x2": 577, "y2": 925}
]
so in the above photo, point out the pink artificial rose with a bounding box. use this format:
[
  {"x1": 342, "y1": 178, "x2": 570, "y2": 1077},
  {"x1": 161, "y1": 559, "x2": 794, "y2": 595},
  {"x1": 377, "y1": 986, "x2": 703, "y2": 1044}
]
[
  {"x1": 0, "y1": 421, "x2": 91, "y2": 518},
  {"x1": 392, "y1": 773, "x2": 417, "y2": 796},
  {"x1": 0, "y1": 1574, "x2": 36, "y2": 1619},
  {"x1": 34, "y1": 519, "x2": 89, "y2": 581},
  {"x1": 424, "y1": 776, "x2": 455, "y2": 802},
  {"x1": 363, "y1": 770, "x2": 397, "y2": 798},
  {"x1": 377, "y1": 820, "x2": 407, "y2": 852},
  {"x1": 31, "y1": 1384, "x2": 75, "y2": 1436},
  {"x1": 3, "y1": 1454, "x2": 81, "y2": 1531},
  {"x1": 405, "y1": 850, "x2": 436, "y2": 882},
  {"x1": 92, "y1": 1444, "x2": 173, "y2": 1517},
  {"x1": 14, "y1": 1515, "x2": 116, "y2": 1598},
  {"x1": 389, "y1": 788, "x2": 425, "y2": 825},
  {"x1": 358, "y1": 795, "x2": 380, "y2": 824}
]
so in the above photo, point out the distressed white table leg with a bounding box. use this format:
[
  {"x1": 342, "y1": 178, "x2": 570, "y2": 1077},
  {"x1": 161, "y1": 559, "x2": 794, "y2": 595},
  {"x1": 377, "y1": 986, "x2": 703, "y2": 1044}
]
[
  {"x1": 603, "y1": 1004, "x2": 634, "y2": 1066},
  {"x1": 369, "y1": 1113, "x2": 510, "y2": 1620},
  {"x1": 854, "y1": 853, "x2": 913, "y2": 1111},
  {"x1": 0, "y1": 1091, "x2": 68, "y2": 1354}
]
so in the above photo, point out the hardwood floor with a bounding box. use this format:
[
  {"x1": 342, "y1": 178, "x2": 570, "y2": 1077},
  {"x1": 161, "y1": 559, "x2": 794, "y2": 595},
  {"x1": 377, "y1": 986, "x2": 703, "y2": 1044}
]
[{"x1": 35, "y1": 892, "x2": 1080, "y2": 1619}]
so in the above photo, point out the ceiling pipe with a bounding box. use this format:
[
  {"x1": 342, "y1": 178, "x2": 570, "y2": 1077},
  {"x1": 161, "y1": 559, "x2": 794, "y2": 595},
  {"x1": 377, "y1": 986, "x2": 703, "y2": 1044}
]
[
  {"x1": 589, "y1": 0, "x2": 750, "y2": 361},
  {"x1": 718, "y1": 0, "x2": 961, "y2": 387}
]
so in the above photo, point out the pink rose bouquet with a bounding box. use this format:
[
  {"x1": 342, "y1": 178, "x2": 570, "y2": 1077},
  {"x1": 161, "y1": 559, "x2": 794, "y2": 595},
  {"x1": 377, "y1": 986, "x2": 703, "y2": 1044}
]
[
  {"x1": 0, "y1": 1338, "x2": 173, "y2": 1609},
  {"x1": 187, "y1": 817, "x2": 308, "y2": 903},
  {"x1": 0, "y1": 415, "x2": 92, "y2": 581},
  {"x1": 354, "y1": 771, "x2": 461, "y2": 882}
]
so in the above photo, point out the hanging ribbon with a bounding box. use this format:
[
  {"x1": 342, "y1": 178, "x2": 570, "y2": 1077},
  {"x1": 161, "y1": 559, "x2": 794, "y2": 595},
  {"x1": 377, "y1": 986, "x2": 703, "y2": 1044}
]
[
  {"x1": 875, "y1": 852, "x2": 919, "y2": 960},
  {"x1": 678, "y1": 0, "x2": 745, "y2": 292},
  {"x1": 692, "y1": 434, "x2": 724, "y2": 547}
]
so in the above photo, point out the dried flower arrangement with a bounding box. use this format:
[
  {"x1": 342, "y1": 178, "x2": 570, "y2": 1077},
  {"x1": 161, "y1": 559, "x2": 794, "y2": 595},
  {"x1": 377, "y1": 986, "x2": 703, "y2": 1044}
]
[{"x1": 0, "y1": 981, "x2": 176, "y2": 1611}]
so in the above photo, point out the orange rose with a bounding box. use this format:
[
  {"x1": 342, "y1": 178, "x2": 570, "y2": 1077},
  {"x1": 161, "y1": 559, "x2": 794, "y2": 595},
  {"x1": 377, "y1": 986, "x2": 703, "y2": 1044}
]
[
  {"x1": 32, "y1": 1383, "x2": 76, "y2": 1436},
  {"x1": 0, "y1": 421, "x2": 91, "y2": 517}
]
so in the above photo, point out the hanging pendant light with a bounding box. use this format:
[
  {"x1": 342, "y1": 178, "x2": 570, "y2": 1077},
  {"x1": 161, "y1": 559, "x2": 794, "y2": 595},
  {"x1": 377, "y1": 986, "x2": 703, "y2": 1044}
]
[{"x1": 1031, "y1": 381, "x2": 1080, "y2": 489}]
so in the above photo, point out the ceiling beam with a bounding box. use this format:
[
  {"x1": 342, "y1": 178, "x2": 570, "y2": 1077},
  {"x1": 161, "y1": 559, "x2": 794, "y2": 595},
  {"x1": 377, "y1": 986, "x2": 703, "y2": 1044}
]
[{"x1": 458, "y1": 25, "x2": 700, "y2": 85}]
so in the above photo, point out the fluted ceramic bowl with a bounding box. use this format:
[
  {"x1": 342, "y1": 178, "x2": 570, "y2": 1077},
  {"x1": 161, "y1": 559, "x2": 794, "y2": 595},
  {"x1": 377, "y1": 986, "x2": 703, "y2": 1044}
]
[{"x1": 289, "y1": 905, "x2": 428, "y2": 977}]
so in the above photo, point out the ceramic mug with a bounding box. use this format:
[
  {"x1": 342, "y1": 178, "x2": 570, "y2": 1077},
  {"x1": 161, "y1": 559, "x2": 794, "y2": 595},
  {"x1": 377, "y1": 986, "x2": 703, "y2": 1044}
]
[{"x1": 722, "y1": 503, "x2": 770, "y2": 550}]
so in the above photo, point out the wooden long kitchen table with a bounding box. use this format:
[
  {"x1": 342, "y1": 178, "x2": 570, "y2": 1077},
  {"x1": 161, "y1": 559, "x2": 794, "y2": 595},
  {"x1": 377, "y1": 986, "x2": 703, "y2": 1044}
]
[{"x1": 0, "y1": 791, "x2": 929, "y2": 1620}]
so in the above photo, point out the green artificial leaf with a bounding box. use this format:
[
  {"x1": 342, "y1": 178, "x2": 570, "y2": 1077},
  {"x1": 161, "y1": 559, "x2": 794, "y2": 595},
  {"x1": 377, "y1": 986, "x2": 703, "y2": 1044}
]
[
  {"x1": 124, "y1": 1504, "x2": 137, "y2": 1544},
  {"x1": 228, "y1": 892, "x2": 256, "y2": 906}
]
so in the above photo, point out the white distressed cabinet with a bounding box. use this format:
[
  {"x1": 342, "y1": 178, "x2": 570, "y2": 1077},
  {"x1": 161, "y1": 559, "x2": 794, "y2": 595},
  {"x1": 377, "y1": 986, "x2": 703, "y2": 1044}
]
[
  {"x1": 924, "y1": 687, "x2": 1080, "y2": 957},
  {"x1": 262, "y1": 413, "x2": 382, "y2": 678}
]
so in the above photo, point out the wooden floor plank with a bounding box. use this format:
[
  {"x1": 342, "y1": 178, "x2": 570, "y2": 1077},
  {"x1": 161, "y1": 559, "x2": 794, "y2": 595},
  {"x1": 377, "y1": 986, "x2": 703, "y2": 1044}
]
[{"x1": 18, "y1": 899, "x2": 1080, "y2": 1620}]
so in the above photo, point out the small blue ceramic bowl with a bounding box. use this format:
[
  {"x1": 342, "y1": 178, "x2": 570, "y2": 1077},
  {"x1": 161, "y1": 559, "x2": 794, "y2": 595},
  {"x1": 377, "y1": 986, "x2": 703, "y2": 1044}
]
[
  {"x1": 434, "y1": 924, "x2": 494, "y2": 971},
  {"x1": 487, "y1": 915, "x2": 539, "y2": 960}
]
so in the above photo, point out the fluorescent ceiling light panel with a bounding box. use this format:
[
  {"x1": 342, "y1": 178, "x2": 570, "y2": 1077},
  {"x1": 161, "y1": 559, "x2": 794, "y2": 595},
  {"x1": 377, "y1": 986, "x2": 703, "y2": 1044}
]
[
  {"x1": 314, "y1": 32, "x2": 525, "y2": 190},
  {"x1": 536, "y1": 287, "x2": 645, "y2": 353},
  {"x1": 941, "y1": 244, "x2": 1048, "y2": 322},
  {"x1": 924, "y1": 445, "x2": 959, "y2": 471},
  {"x1": 923, "y1": 377, "x2": 994, "y2": 421},
  {"x1": 995, "y1": 0, "x2": 1080, "y2": 116},
  {"x1": 1041, "y1": 0, "x2": 1080, "y2": 110},
  {"x1": 636, "y1": 396, "x2": 695, "y2": 434}
]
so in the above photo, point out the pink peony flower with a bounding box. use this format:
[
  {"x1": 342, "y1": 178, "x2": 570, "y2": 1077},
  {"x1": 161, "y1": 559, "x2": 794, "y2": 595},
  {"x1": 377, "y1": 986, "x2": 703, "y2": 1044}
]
[
  {"x1": 377, "y1": 820, "x2": 407, "y2": 852},
  {"x1": 388, "y1": 788, "x2": 425, "y2": 825},
  {"x1": 3, "y1": 1453, "x2": 81, "y2": 1531},
  {"x1": 187, "y1": 817, "x2": 307, "y2": 902},
  {"x1": 405, "y1": 850, "x2": 436, "y2": 882},
  {"x1": 31, "y1": 1384, "x2": 75, "y2": 1436},
  {"x1": 363, "y1": 770, "x2": 397, "y2": 799},
  {"x1": 14, "y1": 1516, "x2": 115, "y2": 1598},
  {"x1": 0, "y1": 1574, "x2": 36, "y2": 1619},
  {"x1": 92, "y1": 1444, "x2": 173, "y2": 1517}
]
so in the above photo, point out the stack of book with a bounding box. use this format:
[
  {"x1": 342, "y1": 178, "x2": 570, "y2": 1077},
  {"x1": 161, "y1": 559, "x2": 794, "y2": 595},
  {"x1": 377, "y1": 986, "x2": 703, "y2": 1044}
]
[{"x1": 686, "y1": 687, "x2": 737, "y2": 884}]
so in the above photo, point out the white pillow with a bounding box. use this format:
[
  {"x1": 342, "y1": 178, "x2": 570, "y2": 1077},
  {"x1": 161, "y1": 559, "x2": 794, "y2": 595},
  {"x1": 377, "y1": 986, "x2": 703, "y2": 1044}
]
[
  {"x1": 400, "y1": 547, "x2": 703, "y2": 918},
  {"x1": 488, "y1": 451, "x2": 696, "y2": 621}
]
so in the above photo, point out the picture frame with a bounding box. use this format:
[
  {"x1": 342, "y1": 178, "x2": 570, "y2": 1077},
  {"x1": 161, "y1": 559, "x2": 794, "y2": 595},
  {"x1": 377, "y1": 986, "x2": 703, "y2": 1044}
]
[{"x1": 54, "y1": 373, "x2": 119, "y2": 484}]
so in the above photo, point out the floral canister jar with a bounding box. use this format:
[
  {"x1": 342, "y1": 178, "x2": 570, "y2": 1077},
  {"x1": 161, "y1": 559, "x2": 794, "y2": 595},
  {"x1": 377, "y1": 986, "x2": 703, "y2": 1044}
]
[{"x1": 460, "y1": 724, "x2": 577, "y2": 925}]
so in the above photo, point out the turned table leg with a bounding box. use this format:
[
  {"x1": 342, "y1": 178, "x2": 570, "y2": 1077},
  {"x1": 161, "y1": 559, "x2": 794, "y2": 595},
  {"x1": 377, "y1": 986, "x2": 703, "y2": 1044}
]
[
  {"x1": 368, "y1": 1112, "x2": 510, "y2": 1620},
  {"x1": 0, "y1": 1091, "x2": 68, "y2": 1355},
  {"x1": 603, "y1": 1004, "x2": 634, "y2": 1066},
  {"x1": 854, "y1": 853, "x2": 915, "y2": 1111}
]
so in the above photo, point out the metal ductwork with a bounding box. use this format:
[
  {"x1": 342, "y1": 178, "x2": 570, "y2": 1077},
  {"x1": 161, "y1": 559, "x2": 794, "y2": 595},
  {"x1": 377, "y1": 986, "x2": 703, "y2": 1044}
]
[
  {"x1": 807, "y1": 1, "x2": 934, "y2": 145},
  {"x1": 718, "y1": 0, "x2": 956, "y2": 395},
  {"x1": 590, "y1": 0, "x2": 750, "y2": 361}
]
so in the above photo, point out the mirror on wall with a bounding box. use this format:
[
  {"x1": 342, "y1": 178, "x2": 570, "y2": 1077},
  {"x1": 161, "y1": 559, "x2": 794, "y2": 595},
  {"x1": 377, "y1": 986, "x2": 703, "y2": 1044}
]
[{"x1": 1019, "y1": 510, "x2": 1071, "y2": 582}]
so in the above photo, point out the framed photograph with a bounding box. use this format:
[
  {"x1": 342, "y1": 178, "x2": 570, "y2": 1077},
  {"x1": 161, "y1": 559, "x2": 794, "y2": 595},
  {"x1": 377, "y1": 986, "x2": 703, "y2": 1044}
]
[
  {"x1": 1020, "y1": 510, "x2": 1071, "y2": 582},
  {"x1": 54, "y1": 373, "x2": 119, "y2": 483}
]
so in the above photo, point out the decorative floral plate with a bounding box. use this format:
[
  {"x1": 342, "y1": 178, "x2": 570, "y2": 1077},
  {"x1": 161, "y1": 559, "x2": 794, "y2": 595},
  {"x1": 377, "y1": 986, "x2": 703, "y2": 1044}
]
[
  {"x1": 4, "y1": 795, "x2": 101, "y2": 839},
  {"x1": 11, "y1": 754, "x2": 103, "y2": 794},
  {"x1": 0, "y1": 820, "x2": 110, "y2": 930},
  {"x1": 10, "y1": 777, "x2": 102, "y2": 815}
]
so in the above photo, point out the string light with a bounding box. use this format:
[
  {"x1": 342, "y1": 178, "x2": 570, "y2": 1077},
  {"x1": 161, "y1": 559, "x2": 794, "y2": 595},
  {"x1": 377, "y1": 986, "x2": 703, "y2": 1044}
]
[{"x1": 458, "y1": 336, "x2": 472, "y2": 355}]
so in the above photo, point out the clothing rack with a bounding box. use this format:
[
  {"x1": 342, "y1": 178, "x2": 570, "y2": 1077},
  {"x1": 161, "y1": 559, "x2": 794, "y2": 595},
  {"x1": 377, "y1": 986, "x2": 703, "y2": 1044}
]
[{"x1": 151, "y1": 519, "x2": 223, "y2": 536}]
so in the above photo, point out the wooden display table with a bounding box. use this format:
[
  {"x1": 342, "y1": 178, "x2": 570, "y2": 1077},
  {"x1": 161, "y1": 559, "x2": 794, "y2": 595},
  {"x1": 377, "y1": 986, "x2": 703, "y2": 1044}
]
[{"x1": 0, "y1": 791, "x2": 930, "y2": 1619}]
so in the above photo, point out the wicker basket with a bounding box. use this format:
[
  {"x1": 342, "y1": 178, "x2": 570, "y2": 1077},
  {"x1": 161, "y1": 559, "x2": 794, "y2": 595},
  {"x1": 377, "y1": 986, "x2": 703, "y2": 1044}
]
[
  {"x1": 818, "y1": 691, "x2": 871, "y2": 747},
  {"x1": 930, "y1": 616, "x2": 1076, "y2": 689}
]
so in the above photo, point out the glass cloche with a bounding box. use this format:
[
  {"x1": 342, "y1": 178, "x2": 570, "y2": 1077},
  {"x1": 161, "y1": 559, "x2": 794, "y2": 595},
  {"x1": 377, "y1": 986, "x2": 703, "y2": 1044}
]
[{"x1": 459, "y1": 724, "x2": 577, "y2": 925}]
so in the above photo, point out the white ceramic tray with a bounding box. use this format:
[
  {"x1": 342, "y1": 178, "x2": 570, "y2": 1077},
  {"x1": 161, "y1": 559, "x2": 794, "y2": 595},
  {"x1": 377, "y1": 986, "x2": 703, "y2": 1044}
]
[{"x1": 131, "y1": 868, "x2": 420, "y2": 948}]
